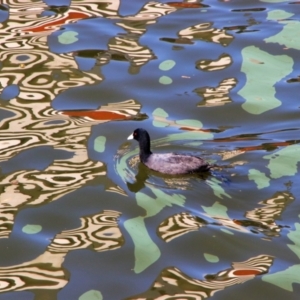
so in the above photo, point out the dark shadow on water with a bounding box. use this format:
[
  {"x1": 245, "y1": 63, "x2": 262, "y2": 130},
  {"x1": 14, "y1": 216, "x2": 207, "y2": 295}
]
[
  {"x1": 126, "y1": 163, "x2": 149, "y2": 193},
  {"x1": 126, "y1": 162, "x2": 212, "y2": 193}
]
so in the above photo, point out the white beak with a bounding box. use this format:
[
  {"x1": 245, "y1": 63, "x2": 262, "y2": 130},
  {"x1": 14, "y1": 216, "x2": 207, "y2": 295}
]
[{"x1": 127, "y1": 133, "x2": 134, "y2": 140}]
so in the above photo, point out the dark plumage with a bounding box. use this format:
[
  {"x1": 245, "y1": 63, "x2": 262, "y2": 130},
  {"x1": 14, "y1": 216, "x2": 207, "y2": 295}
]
[{"x1": 127, "y1": 128, "x2": 211, "y2": 175}]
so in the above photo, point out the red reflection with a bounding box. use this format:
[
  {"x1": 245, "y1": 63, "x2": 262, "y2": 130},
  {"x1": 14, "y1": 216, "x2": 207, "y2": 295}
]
[
  {"x1": 23, "y1": 12, "x2": 89, "y2": 33},
  {"x1": 233, "y1": 269, "x2": 262, "y2": 276},
  {"x1": 167, "y1": 2, "x2": 203, "y2": 8},
  {"x1": 62, "y1": 110, "x2": 130, "y2": 120}
]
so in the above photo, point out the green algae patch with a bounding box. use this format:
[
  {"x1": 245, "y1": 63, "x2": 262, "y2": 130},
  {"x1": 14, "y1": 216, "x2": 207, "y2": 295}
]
[
  {"x1": 177, "y1": 119, "x2": 203, "y2": 128},
  {"x1": 248, "y1": 169, "x2": 270, "y2": 189},
  {"x1": 159, "y1": 60, "x2": 176, "y2": 71},
  {"x1": 153, "y1": 108, "x2": 169, "y2": 127},
  {"x1": 221, "y1": 228, "x2": 234, "y2": 235},
  {"x1": 262, "y1": 265, "x2": 300, "y2": 292},
  {"x1": 58, "y1": 31, "x2": 78, "y2": 44},
  {"x1": 202, "y1": 201, "x2": 229, "y2": 219},
  {"x1": 159, "y1": 76, "x2": 173, "y2": 85},
  {"x1": 238, "y1": 46, "x2": 293, "y2": 114},
  {"x1": 265, "y1": 20, "x2": 300, "y2": 50},
  {"x1": 204, "y1": 253, "x2": 219, "y2": 263},
  {"x1": 123, "y1": 188, "x2": 185, "y2": 273},
  {"x1": 264, "y1": 144, "x2": 300, "y2": 179},
  {"x1": 266, "y1": 9, "x2": 293, "y2": 21},
  {"x1": 94, "y1": 136, "x2": 106, "y2": 153},
  {"x1": 287, "y1": 222, "x2": 300, "y2": 260},
  {"x1": 206, "y1": 178, "x2": 231, "y2": 199},
  {"x1": 22, "y1": 224, "x2": 42, "y2": 234},
  {"x1": 124, "y1": 216, "x2": 161, "y2": 274},
  {"x1": 79, "y1": 290, "x2": 103, "y2": 300}
]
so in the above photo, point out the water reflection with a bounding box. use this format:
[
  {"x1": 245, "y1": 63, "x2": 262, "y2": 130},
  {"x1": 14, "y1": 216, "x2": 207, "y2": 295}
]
[
  {"x1": 158, "y1": 212, "x2": 208, "y2": 242},
  {"x1": 196, "y1": 53, "x2": 232, "y2": 72},
  {"x1": 0, "y1": 100, "x2": 141, "y2": 238},
  {"x1": 126, "y1": 162, "x2": 149, "y2": 192},
  {"x1": 194, "y1": 78, "x2": 237, "y2": 107},
  {"x1": 158, "y1": 190, "x2": 294, "y2": 243},
  {"x1": 116, "y1": 130, "x2": 213, "y2": 192},
  {"x1": 126, "y1": 160, "x2": 210, "y2": 193},
  {"x1": 0, "y1": 0, "x2": 299, "y2": 298},
  {"x1": 224, "y1": 25, "x2": 260, "y2": 34},
  {"x1": 0, "y1": 0, "x2": 152, "y2": 240},
  {"x1": 179, "y1": 22, "x2": 233, "y2": 46},
  {"x1": 128, "y1": 255, "x2": 274, "y2": 299},
  {"x1": 241, "y1": 191, "x2": 294, "y2": 237},
  {"x1": 0, "y1": 210, "x2": 123, "y2": 293}
]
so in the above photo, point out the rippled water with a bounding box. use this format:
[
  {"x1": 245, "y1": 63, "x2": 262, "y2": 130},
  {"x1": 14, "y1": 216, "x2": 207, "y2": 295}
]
[{"x1": 0, "y1": 0, "x2": 300, "y2": 299}]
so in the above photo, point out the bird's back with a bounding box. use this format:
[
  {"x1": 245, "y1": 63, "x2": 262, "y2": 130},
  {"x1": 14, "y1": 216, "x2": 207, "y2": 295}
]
[{"x1": 144, "y1": 153, "x2": 210, "y2": 175}]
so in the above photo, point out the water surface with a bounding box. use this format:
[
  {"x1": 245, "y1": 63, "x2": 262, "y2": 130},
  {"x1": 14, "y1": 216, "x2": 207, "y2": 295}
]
[{"x1": 0, "y1": 0, "x2": 300, "y2": 299}]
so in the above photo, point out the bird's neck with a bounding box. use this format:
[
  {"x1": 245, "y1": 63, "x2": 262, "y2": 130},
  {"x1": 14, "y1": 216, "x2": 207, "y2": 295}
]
[
  {"x1": 140, "y1": 150, "x2": 152, "y2": 162},
  {"x1": 139, "y1": 138, "x2": 152, "y2": 162}
]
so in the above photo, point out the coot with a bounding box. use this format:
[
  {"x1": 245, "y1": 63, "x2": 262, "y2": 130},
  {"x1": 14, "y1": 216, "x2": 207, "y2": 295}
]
[{"x1": 127, "y1": 128, "x2": 211, "y2": 175}]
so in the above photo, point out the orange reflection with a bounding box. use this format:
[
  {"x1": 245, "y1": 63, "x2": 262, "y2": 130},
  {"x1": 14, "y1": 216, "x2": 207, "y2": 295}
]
[{"x1": 23, "y1": 12, "x2": 89, "y2": 33}]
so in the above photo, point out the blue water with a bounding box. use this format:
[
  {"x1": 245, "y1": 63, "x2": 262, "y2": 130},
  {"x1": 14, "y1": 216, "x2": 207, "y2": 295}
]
[{"x1": 0, "y1": 0, "x2": 300, "y2": 299}]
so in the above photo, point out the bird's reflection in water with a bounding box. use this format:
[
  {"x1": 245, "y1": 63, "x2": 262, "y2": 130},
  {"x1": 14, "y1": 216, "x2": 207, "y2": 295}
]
[
  {"x1": 126, "y1": 162, "x2": 211, "y2": 193},
  {"x1": 127, "y1": 162, "x2": 149, "y2": 192}
]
